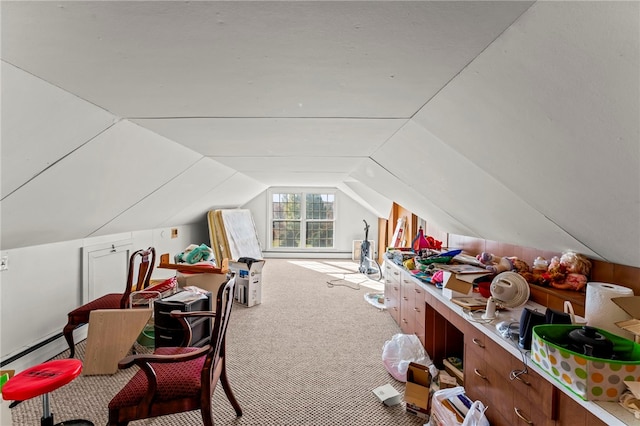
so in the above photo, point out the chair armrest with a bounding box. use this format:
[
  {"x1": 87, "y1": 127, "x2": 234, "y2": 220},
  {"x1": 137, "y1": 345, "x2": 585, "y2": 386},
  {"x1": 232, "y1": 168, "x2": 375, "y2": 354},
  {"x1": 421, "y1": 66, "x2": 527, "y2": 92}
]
[
  {"x1": 168, "y1": 310, "x2": 216, "y2": 346},
  {"x1": 118, "y1": 345, "x2": 210, "y2": 369}
]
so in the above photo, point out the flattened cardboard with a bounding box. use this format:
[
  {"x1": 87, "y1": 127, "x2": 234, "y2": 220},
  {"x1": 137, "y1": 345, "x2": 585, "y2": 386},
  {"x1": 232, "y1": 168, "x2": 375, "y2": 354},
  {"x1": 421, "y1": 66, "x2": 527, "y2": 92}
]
[{"x1": 372, "y1": 383, "x2": 401, "y2": 406}]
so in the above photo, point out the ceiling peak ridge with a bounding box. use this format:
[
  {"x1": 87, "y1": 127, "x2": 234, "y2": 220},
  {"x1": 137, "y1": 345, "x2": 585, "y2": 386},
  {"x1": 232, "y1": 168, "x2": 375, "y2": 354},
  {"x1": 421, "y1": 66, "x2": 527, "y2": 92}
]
[
  {"x1": 129, "y1": 116, "x2": 409, "y2": 121},
  {"x1": 409, "y1": 0, "x2": 537, "y2": 121}
]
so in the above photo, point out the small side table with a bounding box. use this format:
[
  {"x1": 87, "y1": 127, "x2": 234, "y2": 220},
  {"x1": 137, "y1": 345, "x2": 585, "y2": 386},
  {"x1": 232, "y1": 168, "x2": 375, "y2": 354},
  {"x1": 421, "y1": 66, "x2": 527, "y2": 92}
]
[{"x1": 2, "y1": 359, "x2": 94, "y2": 426}]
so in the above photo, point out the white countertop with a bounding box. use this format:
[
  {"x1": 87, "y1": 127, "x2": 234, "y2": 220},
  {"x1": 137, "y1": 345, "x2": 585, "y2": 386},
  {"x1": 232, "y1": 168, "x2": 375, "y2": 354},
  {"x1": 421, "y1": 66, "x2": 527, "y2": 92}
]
[{"x1": 393, "y1": 262, "x2": 638, "y2": 425}]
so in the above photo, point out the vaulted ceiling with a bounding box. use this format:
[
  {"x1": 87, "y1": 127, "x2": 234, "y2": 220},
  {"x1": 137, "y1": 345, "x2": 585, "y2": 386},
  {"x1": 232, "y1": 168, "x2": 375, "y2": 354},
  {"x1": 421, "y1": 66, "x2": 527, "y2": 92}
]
[{"x1": 2, "y1": 1, "x2": 639, "y2": 267}]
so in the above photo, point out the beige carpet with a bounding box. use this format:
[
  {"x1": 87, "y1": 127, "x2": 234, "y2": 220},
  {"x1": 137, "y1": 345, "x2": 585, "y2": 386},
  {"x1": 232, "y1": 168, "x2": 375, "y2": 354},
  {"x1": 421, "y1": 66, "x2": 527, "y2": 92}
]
[{"x1": 10, "y1": 259, "x2": 424, "y2": 426}]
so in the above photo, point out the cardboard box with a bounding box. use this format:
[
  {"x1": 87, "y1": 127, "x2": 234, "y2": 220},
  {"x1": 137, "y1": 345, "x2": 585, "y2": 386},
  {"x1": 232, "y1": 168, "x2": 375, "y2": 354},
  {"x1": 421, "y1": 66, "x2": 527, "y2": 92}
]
[
  {"x1": 176, "y1": 271, "x2": 228, "y2": 305},
  {"x1": 531, "y1": 324, "x2": 640, "y2": 401},
  {"x1": 229, "y1": 260, "x2": 265, "y2": 307},
  {"x1": 404, "y1": 362, "x2": 432, "y2": 419},
  {"x1": 442, "y1": 271, "x2": 474, "y2": 299},
  {"x1": 438, "y1": 371, "x2": 458, "y2": 390},
  {"x1": 372, "y1": 383, "x2": 402, "y2": 406}
]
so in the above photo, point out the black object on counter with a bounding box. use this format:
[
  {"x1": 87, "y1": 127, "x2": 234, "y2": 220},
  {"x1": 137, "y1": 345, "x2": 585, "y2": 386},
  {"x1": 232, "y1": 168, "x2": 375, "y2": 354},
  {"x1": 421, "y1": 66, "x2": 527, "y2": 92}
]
[{"x1": 567, "y1": 326, "x2": 615, "y2": 359}]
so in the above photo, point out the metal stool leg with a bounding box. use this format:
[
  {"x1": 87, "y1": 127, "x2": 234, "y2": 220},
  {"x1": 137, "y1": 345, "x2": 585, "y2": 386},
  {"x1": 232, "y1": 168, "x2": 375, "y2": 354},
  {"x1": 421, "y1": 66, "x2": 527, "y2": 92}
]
[
  {"x1": 40, "y1": 393, "x2": 54, "y2": 426},
  {"x1": 39, "y1": 392, "x2": 94, "y2": 426}
]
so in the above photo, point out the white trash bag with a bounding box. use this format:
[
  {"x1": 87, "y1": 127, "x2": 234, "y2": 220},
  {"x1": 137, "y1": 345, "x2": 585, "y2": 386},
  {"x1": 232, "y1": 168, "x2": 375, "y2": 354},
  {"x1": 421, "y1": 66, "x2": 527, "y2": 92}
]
[
  {"x1": 430, "y1": 386, "x2": 490, "y2": 426},
  {"x1": 382, "y1": 333, "x2": 434, "y2": 382}
]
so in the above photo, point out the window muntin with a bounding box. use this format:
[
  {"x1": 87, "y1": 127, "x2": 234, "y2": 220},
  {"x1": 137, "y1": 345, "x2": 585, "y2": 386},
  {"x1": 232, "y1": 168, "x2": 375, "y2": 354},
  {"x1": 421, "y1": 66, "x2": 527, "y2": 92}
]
[{"x1": 270, "y1": 190, "x2": 335, "y2": 249}]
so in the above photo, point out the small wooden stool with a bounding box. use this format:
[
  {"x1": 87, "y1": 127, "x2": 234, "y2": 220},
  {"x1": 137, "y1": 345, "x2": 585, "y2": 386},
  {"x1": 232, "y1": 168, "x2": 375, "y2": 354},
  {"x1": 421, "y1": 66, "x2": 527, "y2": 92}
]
[{"x1": 2, "y1": 359, "x2": 94, "y2": 426}]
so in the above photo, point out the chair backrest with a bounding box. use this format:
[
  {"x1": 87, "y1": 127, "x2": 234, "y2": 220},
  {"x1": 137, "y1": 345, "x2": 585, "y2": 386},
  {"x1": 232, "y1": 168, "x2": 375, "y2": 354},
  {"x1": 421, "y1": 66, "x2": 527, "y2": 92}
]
[
  {"x1": 201, "y1": 274, "x2": 236, "y2": 392},
  {"x1": 120, "y1": 247, "x2": 156, "y2": 308}
]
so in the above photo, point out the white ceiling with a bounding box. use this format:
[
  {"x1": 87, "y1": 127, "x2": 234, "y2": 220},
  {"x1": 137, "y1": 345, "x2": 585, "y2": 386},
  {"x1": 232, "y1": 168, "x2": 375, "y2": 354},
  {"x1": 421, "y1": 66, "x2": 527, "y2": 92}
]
[{"x1": 1, "y1": 1, "x2": 639, "y2": 267}]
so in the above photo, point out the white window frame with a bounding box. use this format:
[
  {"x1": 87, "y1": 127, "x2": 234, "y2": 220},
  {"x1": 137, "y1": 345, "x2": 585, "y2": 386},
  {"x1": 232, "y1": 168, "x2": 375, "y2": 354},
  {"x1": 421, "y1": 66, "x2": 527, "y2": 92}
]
[{"x1": 267, "y1": 187, "x2": 337, "y2": 251}]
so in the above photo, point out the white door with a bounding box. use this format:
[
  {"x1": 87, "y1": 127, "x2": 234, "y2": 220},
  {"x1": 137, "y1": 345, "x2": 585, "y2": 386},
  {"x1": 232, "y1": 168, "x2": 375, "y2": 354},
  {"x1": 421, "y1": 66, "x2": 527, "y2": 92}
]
[{"x1": 82, "y1": 241, "x2": 132, "y2": 303}]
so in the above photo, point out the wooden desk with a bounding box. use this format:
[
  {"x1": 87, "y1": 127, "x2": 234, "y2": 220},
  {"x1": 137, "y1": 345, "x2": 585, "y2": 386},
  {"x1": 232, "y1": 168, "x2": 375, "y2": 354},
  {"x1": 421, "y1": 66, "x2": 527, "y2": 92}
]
[{"x1": 384, "y1": 260, "x2": 635, "y2": 426}]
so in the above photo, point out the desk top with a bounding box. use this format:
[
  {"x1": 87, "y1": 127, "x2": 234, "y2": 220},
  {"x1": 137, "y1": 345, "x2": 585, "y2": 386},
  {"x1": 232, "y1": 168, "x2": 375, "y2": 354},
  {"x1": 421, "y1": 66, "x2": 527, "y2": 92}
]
[{"x1": 387, "y1": 260, "x2": 637, "y2": 426}]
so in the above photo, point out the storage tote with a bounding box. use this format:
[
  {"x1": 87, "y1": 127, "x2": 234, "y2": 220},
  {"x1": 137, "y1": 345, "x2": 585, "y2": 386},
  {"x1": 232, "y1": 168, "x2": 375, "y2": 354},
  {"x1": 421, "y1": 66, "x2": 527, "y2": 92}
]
[{"x1": 531, "y1": 324, "x2": 640, "y2": 401}]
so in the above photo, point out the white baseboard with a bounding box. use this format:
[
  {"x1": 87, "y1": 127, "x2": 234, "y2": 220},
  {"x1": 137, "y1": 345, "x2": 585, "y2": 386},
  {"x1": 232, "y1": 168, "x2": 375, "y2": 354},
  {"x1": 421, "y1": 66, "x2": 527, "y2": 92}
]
[
  {"x1": 262, "y1": 252, "x2": 351, "y2": 259},
  {"x1": 2, "y1": 326, "x2": 87, "y2": 373}
]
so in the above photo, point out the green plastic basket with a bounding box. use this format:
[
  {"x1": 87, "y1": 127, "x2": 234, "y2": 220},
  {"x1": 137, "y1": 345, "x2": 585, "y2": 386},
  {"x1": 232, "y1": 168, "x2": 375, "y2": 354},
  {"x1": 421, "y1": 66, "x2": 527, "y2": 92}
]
[
  {"x1": 531, "y1": 324, "x2": 640, "y2": 401},
  {"x1": 137, "y1": 324, "x2": 155, "y2": 349}
]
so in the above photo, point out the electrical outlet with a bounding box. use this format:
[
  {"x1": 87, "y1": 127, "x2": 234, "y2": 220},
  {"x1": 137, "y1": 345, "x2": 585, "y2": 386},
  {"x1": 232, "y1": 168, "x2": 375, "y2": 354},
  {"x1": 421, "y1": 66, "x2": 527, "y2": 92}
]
[{"x1": 1, "y1": 255, "x2": 8, "y2": 271}]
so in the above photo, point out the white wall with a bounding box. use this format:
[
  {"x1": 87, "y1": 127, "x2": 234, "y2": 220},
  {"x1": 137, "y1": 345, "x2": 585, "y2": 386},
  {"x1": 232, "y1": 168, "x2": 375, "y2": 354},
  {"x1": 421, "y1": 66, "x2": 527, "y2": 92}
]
[
  {"x1": 0, "y1": 222, "x2": 209, "y2": 372},
  {"x1": 242, "y1": 188, "x2": 381, "y2": 259}
]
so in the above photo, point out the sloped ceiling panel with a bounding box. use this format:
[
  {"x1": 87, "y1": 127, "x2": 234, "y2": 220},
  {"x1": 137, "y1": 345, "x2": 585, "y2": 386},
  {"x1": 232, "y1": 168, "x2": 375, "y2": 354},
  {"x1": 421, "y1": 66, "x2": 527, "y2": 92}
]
[
  {"x1": 377, "y1": 121, "x2": 599, "y2": 258},
  {"x1": 413, "y1": 1, "x2": 640, "y2": 266},
  {"x1": 1, "y1": 1, "x2": 534, "y2": 119},
  {"x1": 133, "y1": 118, "x2": 405, "y2": 156},
  {"x1": 340, "y1": 181, "x2": 394, "y2": 220},
  {"x1": 90, "y1": 157, "x2": 238, "y2": 237},
  {"x1": 161, "y1": 173, "x2": 267, "y2": 227},
  {"x1": 350, "y1": 158, "x2": 477, "y2": 238},
  {"x1": 1, "y1": 62, "x2": 116, "y2": 198},
  {"x1": 1, "y1": 121, "x2": 203, "y2": 249},
  {"x1": 133, "y1": 117, "x2": 408, "y2": 186}
]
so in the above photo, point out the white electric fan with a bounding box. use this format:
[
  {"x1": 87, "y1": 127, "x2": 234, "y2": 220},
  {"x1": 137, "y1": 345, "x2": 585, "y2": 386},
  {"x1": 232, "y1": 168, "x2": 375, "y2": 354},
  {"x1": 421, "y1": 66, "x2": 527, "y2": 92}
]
[{"x1": 482, "y1": 271, "x2": 530, "y2": 320}]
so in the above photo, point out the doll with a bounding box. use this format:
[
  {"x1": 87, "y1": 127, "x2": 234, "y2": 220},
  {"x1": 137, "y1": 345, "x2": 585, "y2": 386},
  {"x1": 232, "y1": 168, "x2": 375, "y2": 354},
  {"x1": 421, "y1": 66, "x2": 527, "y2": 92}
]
[
  {"x1": 543, "y1": 251, "x2": 592, "y2": 291},
  {"x1": 476, "y1": 252, "x2": 530, "y2": 274}
]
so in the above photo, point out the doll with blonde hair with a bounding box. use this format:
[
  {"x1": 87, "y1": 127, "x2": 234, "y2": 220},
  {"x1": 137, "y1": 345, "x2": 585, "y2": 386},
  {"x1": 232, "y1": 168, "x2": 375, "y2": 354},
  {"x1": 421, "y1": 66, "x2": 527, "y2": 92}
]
[{"x1": 545, "y1": 251, "x2": 592, "y2": 291}]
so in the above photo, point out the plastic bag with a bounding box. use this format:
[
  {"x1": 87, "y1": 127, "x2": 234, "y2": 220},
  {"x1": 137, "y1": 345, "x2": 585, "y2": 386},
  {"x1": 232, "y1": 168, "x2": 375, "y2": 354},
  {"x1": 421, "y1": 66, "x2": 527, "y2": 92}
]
[
  {"x1": 381, "y1": 333, "x2": 433, "y2": 382},
  {"x1": 430, "y1": 386, "x2": 489, "y2": 426}
]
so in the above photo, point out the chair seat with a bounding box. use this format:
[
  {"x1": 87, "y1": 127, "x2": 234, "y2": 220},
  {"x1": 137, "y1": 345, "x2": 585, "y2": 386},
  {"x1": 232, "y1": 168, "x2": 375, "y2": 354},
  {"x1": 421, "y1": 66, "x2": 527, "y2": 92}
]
[
  {"x1": 108, "y1": 347, "x2": 205, "y2": 409},
  {"x1": 68, "y1": 293, "x2": 122, "y2": 319},
  {"x1": 2, "y1": 359, "x2": 83, "y2": 401}
]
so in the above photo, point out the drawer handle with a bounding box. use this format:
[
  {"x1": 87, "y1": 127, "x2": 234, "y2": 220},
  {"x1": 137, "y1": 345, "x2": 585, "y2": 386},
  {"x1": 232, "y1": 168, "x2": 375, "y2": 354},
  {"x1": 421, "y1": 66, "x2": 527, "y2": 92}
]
[
  {"x1": 472, "y1": 338, "x2": 485, "y2": 348},
  {"x1": 394, "y1": 271, "x2": 399, "y2": 276},
  {"x1": 403, "y1": 297, "x2": 409, "y2": 301},
  {"x1": 402, "y1": 319, "x2": 408, "y2": 324},
  {"x1": 514, "y1": 407, "x2": 533, "y2": 424},
  {"x1": 414, "y1": 288, "x2": 422, "y2": 293},
  {"x1": 512, "y1": 372, "x2": 531, "y2": 386},
  {"x1": 414, "y1": 307, "x2": 420, "y2": 312},
  {"x1": 473, "y1": 369, "x2": 487, "y2": 380}
]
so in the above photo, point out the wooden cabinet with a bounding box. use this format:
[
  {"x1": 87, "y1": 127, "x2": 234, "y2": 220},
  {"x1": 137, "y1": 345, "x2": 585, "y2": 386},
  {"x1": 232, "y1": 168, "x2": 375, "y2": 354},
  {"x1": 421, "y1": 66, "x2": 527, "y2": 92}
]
[
  {"x1": 399, "y1": 272, "x2": 415, "y2": 334},
  {"x1": 384, "y1": 261, "x2": 401, "y2": 324},
  {"x1": 555, "y1": 391, "x2": 607, "y2": 426},
  {"x1": 383, "y1": 260, "x2": 627, "y2": 425},
  {"x1": 413, "y1": 282, "x2": 426, "y2": 346},
  {"x1": 470, "y1": 337, "x2": 556, "y2": 426},
  {"x1": 385, "y1": 260, "x2": 426, "y2": 347}
]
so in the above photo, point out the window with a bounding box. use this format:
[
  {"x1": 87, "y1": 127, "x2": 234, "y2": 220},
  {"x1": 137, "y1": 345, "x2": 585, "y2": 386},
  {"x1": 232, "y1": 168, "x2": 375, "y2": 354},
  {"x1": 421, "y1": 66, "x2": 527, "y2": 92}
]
[{"x1": 270, "y1": 190, "x2": 335, "y2": 249}]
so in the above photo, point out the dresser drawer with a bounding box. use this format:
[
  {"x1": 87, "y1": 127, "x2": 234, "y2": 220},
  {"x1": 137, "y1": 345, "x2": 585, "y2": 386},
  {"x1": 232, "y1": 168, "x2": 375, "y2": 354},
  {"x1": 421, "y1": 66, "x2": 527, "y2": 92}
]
[{"x1": 464, "y1": 323, "x2": 487, "y2": 358}]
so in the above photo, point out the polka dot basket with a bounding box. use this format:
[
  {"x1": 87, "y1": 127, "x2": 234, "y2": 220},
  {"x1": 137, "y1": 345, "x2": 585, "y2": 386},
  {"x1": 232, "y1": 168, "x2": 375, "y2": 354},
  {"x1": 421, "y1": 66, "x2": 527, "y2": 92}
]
[{"x1": 531, "y1": 324, "x2": 640, "y2": 401}]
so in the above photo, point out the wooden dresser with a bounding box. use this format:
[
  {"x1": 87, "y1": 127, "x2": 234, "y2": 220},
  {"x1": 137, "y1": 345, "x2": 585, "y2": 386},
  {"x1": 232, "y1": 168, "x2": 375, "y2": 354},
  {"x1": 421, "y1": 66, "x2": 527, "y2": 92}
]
[{"x1": 384, "y1": 260, "x2": 635, "y2": 426}]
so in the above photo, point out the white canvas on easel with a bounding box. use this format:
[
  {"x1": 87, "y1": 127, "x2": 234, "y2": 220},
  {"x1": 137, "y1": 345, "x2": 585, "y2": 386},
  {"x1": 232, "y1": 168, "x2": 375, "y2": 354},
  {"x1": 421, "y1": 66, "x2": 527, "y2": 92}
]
[
  {"x1": 221, "y1": 209, "x2": 263, "y2": 260},
  {"x1": 209, "y1": 209, "x2": 263, "y2": 263}
]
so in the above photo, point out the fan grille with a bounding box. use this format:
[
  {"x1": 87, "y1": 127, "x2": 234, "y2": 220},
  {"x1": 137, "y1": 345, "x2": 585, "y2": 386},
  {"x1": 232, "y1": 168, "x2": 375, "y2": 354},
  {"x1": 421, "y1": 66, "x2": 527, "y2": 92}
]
[{"x1": 490, "y1": 271, "x2": 530, "y2": 308}]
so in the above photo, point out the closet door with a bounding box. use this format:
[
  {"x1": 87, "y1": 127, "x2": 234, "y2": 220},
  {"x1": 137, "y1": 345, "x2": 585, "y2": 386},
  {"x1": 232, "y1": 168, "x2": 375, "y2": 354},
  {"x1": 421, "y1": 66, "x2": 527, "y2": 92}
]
[{"x1": 82, "y1": 240, "x2": 132, "y2": 303}]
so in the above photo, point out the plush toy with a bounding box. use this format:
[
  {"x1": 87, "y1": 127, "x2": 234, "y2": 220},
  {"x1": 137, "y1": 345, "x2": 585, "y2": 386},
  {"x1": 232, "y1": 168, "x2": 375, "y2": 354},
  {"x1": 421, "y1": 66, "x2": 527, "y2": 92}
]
[
  {"x1": 476, "y1": 252, "x2": 531, "y2": 275},
  {"x1": 174, "y1": 243, "x2": 214, "y2": 264},
  {"x1": 543, "y1": 251, "x2": 592, "y2": 291}
]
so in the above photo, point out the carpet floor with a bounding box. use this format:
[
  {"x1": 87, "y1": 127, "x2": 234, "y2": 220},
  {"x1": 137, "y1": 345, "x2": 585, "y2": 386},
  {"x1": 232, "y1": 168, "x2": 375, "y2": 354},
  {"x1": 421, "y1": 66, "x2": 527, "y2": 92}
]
[{"x1": 10, "y1": 259, "x2": 424, "y2": 426}]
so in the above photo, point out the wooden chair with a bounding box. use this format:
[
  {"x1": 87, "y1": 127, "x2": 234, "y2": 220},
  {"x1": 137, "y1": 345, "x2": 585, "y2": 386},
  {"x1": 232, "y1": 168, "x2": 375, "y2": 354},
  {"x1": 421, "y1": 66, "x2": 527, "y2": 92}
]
[
  {"x1": 107, "y1": 275, "x2": 241, "y2": 426},
  {"x1": 63, "y1": 247, "x2": 156, "y2": 358}
]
